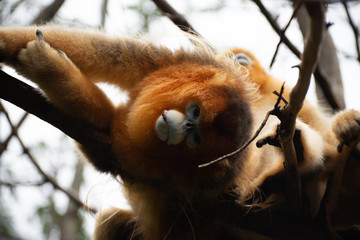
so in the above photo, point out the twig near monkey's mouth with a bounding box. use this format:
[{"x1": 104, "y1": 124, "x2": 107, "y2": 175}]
[{"x1": 198, "y1": 82, "x2": 287, "y2": 168}]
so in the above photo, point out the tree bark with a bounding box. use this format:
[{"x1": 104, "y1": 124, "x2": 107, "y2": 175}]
[
  {"x1": 296, "y1": 4, "x2": 345, "y2": 111},
  {"x1": 60, "y1": 160, "x2": 85, "y2": 240},
  {"x1": 31, "y1": 0, "x2": 66, "y2": 25}
]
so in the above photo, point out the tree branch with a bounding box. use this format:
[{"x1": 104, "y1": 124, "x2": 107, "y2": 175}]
[
  {"x1": 0, "y1": 81, "x2": 97, "y2": 213},
  {"x1": 31, "y1": 0, "x2": 66, "y2": 25},
  {"x1": 270, "y1": 2, "x2": 302, "y2": 68},
  {"x1": 252, "y1": 0, "x2": 301, "y2": 57},
  {"x1": 342, "y1": 0, "x2": 360, "y2": 63},
  {"x1": 100, "y1": 0, "x2": 109, "y2": 28},
  {"x1": 296, "y1": 4, "x2": 345, "y2": 111},
  {"x1": 0, "y1": 105, "x2": 28, "y2": 157},
  {"x1": 151, "y1": 0, "x2": 200, "y2": 36},
  {"x1": 252, "y1": 0, "x2": 342, "y2": 111},
  {"x1": 0, "y1": 180, "x2": 47, "y2": 187},
  {"x1": 0, "y1": 71, "x2": 104, "y2": 213},
  {"x1": 0, "y1": 71, "x2": 112, "y2": 153},
  {"x1": 279, "y1": 2, "x2": 325, "y2": 215}
]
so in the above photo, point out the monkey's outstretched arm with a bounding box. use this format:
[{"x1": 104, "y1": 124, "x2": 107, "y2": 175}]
[{"x1": 0, "y1": 26, "x2": 173, "y2": 90}]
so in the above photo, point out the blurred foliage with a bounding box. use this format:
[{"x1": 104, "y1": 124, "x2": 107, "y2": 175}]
[
  {"x1": 35, "y1": 197, "x2": 90, "y2": 240},
  {"x1": 0, "y1": 0, "x2": 40, "y2": 24},
  {"x1": 127, "y1": 0, "x2": 161, "y2": 33},
  {"x1": 0, "y1": 199, "x2": 18, "y2": 239}
]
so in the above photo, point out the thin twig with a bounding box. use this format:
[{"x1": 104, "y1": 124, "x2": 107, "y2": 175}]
[
  {"x1": 198, "y1": 83, "x2": 287, "y2": 168},
  {"x1": 252, "y1": 0, "x2": 301, "y2": 58},
  {"x1": 0, "y1": 180, "x2": 47, "y2": 187},
  {"x1": 270, "y1": 2, "x2": 302, "y2": 68},
  {"x1": 0, "y1": 103, "x2": 28, "y2": 156}
]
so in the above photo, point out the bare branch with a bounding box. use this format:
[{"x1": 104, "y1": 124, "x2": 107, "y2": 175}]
[
  {"x1": 252, "y1": 0, "x2": 301, "y2": 58},
  {"x1": 0, "y1": 105, "x2": 28, "y2": 157},
  {"x1": 270, "y1": 2, "x2": 302, "y2": 68},
  {"x1": 252, "y1": 0, "x2": 342, "y2": 112},
  {"x1": 0, "y1": 71, "x2": 112, "y2": 156},
  {"x1": 0, "y1": 84, "x2": 97, "y2": 213},
  {"x1": 151, "y1": 0, "x2": 200, "y2": 36},
  {"x1": 279, "y1": 2, "x2": 325, "y2": 214},
  {"x1": 296, "y1": 5, "x2": 345, "y2": 111},
  {"x1": 0, "y1": 180, "x2": 47, "y2": 187},
  {"x1": 31, "y1": 0, "x2": 66, "y2": 25},
  {"x1": 342, "y1": 0, "x2": 360, "y2": 63},
  {"x1": 100, "y1": 0, "x2": 109, "y2": 28}
]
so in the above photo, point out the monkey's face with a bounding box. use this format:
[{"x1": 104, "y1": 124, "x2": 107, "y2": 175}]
[{"x1": 124, "y1": 63, "x2": 253, "y2": 187}]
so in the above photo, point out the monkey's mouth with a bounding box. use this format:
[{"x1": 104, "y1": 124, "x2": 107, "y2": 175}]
[{"x1": 155, "y1": 110, "x2": 186, "y2": 145}]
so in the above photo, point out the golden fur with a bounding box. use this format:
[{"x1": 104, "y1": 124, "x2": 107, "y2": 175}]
[{"x1": 1, "y1": 26, "x2": 359, "y2": 239}]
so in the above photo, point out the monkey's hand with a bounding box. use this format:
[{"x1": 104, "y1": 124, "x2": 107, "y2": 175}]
[
  {"x1": 14, "y1": 30, "x2": 80, "y2": 86},
  {"x1": 257, "y1": 119, "x2": 324, "y2": 173},
  {"x1": 332, "y1": 109, "x2": 360, "y2": 151},
  {"x1": 4, "y1": 30, "x2": 115, "y2": 128}
]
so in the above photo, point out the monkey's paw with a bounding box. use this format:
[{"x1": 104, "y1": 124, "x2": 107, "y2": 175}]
[
  {"x1": 16, "y1": 30, "x2": 71, "y2": 81},
  {"x1": 332, "y1": 109, "x2": 360, "y2": 151},
  {"x1": 256, "y1": 118, "x2": 324, "y2": 173}
]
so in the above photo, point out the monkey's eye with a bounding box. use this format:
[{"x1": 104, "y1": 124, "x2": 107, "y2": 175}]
[
  {"x1": 186, "y1": 102, "x2": 200, "y2": 120},
  {"x1": 185, "y1": 102, "x2": 201, "y2": 148},
  {"x1": 234, "y1": 53, "x2": 253, "y2": 66},
  {"x1": 193, "y1": 105, "x2": 200, "y2": 119}
]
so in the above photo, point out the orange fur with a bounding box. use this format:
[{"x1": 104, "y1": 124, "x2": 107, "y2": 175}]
[{"x1": 1, "y1": 26, "x2": 359, "y2": 239}]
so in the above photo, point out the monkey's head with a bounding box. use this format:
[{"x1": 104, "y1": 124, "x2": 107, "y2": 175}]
[
  {"x1": 113, "y1": 61, "x2": 254, "y2": 191},
  {"x1": 229, "y1": 48, "x2": 270, "y2": 86}
]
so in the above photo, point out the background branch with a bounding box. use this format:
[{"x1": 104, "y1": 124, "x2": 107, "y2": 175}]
[
  {"x1": 296, "y1": 4, "x2": 345, "y2": 111},
  {"x1": 0, "y1": 71, "x2": 112, "y2": 154},
  {"x1": 0, "y1": 71, "x2": 100, "y2": 213},
  {"x1": 31, "y1": 0, "x2": 66, "y2": 25},
  {"x1": 342, "y1": 0, "x2": 360, "y2": 63},
  {"x1": 270, "y1": 2, "x2": 302, "y2": 68},
  {"x1": 0, "y1": 105, "x2": 28, "y2": 156},
  {"x1": 252, "y1": 0, "x2": 342, "y2": 112},
  {"x1": 151, "y1": 0, "x2": 200, "y2": 36},
  {"x1": 100, "y1": 0, "x2": 109, "y2": 28}
]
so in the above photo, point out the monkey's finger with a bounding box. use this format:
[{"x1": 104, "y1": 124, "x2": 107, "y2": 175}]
[{"x1": 36, "y1": 29, "x2": 45, "y2": 42}]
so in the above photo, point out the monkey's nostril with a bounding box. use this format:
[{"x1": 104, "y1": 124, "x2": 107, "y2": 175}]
[{"x1": 185, "y1": 121, "x2": 194, "y2": 129}]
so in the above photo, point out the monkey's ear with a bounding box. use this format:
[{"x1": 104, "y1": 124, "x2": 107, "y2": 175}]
[{"x1": 234, "y1": 52, "x2": 253, "y2": 66}]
